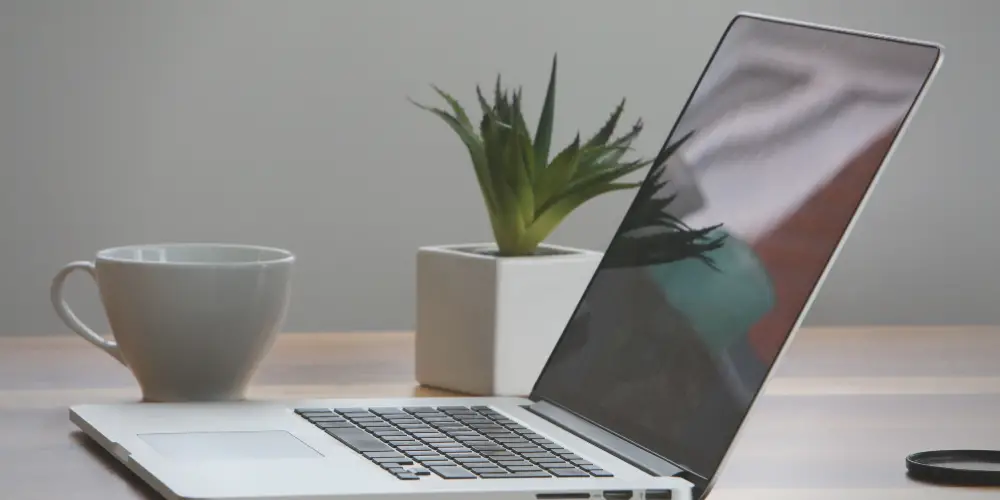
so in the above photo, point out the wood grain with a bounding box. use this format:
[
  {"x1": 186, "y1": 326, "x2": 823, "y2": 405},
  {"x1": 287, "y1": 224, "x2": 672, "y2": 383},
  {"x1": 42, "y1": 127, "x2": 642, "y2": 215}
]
[{"x1": 1, "y1": 326, "x2": 998, "y2": 499}]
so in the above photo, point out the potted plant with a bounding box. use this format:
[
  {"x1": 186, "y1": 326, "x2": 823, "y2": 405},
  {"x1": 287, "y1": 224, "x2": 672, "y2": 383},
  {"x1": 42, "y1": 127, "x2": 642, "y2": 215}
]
[{"x1": 410, "y1": 55, "x2": 652, "y2": 395}]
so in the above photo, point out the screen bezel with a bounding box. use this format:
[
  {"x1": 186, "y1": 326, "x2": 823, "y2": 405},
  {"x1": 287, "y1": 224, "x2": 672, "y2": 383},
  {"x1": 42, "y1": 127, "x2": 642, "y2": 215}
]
[{"x1": 528, "y1": 11, "x2": 943, "y2": 495}]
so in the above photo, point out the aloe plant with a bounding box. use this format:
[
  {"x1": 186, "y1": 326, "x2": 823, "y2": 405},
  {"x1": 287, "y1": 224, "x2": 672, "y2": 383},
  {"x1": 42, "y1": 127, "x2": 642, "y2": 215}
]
[{"x1": 411, "y1": 55, "x2": 651, "y2": 256}]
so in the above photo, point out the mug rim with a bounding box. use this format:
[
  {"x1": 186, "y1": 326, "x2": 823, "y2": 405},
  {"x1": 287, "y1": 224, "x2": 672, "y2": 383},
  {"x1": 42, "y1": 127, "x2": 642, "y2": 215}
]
[{"x1": 95, "y1": 242, "x2": 295, "y2": 266}]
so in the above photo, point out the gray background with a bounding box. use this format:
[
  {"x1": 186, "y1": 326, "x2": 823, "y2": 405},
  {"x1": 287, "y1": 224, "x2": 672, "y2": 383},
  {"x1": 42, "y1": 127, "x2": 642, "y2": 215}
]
[{"x1": 2, "y1": 0, "x2": 997, "y2": 336}]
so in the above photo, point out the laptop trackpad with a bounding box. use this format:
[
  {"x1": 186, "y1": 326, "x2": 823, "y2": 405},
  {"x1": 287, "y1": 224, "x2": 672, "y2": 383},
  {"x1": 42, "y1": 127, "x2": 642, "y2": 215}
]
[{"x1": 138, "y1": 430, "x2": 323, "y2": 460}]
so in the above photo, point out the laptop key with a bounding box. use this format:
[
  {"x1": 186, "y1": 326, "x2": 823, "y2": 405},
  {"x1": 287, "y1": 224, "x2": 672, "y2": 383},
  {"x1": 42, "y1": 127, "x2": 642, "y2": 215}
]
[
  {"x1": 508, "y1": 465, "x2": 544, "y2": 472},
  {"x1": 364, "y1": 451, "x2": 407, "y2": 459},
  {"x1": 406, "y1": 450, "x2": 442, "y2": 457},
  {"x1": 358, "y1": 423, "x2": 394, "y2": 430},
  {"x1": 589, "y1": 469, "x2": 614, "y2": 477},
  {"x1": 295, "y1": 407, "x2": 332, "y2": 414},
  {"x1": 438, "y1": 447, "x2": 472, "y2": 455},
  {"x1": 420, "y1": 460, "x2": 456, "y2": 467},
  {"x1": 470, "y1": 444, "x2": 504, "y2": 451},
  {"x1": 512, "y1": 471, "x2": 552, "y2": 478},
  {"x1": 306, "y1": 414, "x2": 346, "y2": 421},
  {"x1": 394, "y1": 473, "x2": 420, "y2": 480},
  {"x1": 411, "y1": 468, "x2": 432, "y2": 476},
  {"x1": 430, "y1": 465, "x2": 477, "y2": 479},
  {"x1": 537, "y1": 460, "x2": 573, "y2": 467},
  {"x1": 372, "y1": 457, "x2": 414, "y2": 465},
  {"x1": 459, "y1": 439, "x2": 493, "y2": 446},
  {"x1": 325, "y1": 428, "x2": 392, "y2": 453},
  {"x1": 429, "y1": 442, "x2": 461, "y2": 449},
  {"x1": 397, "y1": 446, "x2": 432, "y2": 453},
  {"x1": 367, "y1": 407, "x2": 403, "y2": 415},
  {"x1": 550, "y1": 468, "x2": 588, "y2": 478},
  {"x1": 421, "y1": 437, "x2": 453, "y2": 443},
  {"x1": 496, "y1": 459, "x2": 532, "y2": 467},
  {"x1": 470, "y1": 467, "x2": 506, "y2": 475},
  {"x1": 345, "y1": 411, "x2": 378, "y2": 417},
  {"x1": 404, "y1": 407, "x2": 437, "y2": 413},
  {"x1": 316, "y1": 422, "x2": 357, "y2": 429},
  {"x1": 454, "y1": 456, "x2": 490, "y2": 464},
  {"x1": 510, "y1": 446, "x2": 544, "y2": 454},
  {"x1": 495, "y1": 437, "x2": 528, "y2": 443},
  {"x1": 384, "y1": 438, "x2": 418, "y2": 446},
  {"x1": 373, "y1": 432, "x2": 407, "y2": 439}
]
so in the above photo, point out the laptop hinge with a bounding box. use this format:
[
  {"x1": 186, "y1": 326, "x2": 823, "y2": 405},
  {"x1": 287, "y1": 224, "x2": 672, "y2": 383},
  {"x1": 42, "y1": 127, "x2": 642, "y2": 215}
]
[{"x1": 526, "y1": 400, "x2": 703, "y2": 486}]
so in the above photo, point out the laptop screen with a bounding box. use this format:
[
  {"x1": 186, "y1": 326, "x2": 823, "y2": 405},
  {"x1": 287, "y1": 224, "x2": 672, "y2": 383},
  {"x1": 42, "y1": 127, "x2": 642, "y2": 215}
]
[{"x1": 531, "y1": 15, "x2": 941, "y2": 481}]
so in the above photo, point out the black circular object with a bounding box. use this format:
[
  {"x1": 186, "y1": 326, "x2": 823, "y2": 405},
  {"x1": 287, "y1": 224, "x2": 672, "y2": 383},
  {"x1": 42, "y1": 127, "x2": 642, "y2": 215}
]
[{"x1": 906, "y1": 450, "x2": 1000, "y2": 486}]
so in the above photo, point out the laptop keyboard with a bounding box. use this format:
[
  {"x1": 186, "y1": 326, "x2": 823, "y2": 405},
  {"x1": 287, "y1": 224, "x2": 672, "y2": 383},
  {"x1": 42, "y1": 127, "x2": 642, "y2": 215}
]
[{"x1": 294, "y1": 405, "x2": 614, "y2": 481}]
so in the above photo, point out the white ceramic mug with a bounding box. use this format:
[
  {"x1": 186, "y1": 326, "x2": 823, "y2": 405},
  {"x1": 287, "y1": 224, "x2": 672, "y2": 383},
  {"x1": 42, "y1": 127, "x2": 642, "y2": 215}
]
[{"x1": 50, "y1": 243, "x2": 295, "y2": 402}]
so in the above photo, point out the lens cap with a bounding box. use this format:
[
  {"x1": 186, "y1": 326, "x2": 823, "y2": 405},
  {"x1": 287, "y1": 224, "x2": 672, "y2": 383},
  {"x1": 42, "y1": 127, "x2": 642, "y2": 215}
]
[{"x1": 906, "y1": 450, "x2": 1000, "y2": 486}]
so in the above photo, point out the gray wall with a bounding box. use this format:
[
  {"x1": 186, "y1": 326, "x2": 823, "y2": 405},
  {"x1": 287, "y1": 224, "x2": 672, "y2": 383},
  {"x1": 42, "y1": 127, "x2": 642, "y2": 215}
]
[{"x1": 2, "y1": 0, "x2": 997, "y2": 336}]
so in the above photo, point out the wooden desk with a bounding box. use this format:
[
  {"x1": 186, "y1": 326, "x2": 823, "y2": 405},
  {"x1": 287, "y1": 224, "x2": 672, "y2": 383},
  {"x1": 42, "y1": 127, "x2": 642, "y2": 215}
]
[{"x1": 1, "y1": 327, "x2": 998, "y2": 499}]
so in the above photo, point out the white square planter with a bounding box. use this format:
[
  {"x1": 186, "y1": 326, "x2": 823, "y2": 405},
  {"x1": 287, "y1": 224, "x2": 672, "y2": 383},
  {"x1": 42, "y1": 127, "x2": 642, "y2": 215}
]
[{"x1": 415, "y1": 243, "x2": 602, "y2": 396}]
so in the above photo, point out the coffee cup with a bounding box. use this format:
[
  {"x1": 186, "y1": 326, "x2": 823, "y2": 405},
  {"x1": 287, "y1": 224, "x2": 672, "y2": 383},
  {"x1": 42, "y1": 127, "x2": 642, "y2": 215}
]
[{"x1": 50, "y1": 243, "x2": 294, "y2": 402}]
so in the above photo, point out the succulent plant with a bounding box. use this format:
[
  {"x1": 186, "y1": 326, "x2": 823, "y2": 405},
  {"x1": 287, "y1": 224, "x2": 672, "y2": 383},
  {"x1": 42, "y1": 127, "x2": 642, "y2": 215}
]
[{"x1": 411, "y1": 55, "x2": 651, "y2": 256}]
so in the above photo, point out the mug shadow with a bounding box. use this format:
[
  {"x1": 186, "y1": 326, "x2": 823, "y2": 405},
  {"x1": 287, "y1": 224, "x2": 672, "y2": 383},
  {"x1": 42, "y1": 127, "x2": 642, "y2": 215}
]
[{"x1": 69, "y1": 430, "x2": 163, "y2": 499}]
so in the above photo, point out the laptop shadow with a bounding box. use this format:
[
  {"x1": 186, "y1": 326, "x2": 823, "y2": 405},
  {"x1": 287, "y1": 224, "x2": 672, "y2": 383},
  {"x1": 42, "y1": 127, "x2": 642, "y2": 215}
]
[{"x1": 70, "y1": 430, "x2": 163, "y2": 499}]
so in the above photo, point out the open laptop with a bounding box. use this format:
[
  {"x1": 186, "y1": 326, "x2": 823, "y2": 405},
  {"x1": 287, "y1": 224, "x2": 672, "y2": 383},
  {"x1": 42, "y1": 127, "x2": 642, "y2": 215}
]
[{"x1": 70, "y1": 12, "x2": 943, "y2": 500}]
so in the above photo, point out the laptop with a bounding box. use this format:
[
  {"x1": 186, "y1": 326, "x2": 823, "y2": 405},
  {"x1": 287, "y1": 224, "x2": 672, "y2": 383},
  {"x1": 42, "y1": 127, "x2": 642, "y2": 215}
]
[{"x1": 69, "y1": 12, "x2": 943, "y2": 500}]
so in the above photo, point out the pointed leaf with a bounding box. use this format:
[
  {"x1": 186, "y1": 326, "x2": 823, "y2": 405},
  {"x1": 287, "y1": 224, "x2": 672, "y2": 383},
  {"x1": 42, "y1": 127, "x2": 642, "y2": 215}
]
[
  {"x1": 651, "y1": 129, "x2": 695, "y2": 171},
  {"x1": 480, "y1": 111, "x2": 523, "y2": 253},
  {"x1": 431, "y1": 85, "x2": 474, "y2": 131},
  {"x1": 410, "y1": 99, "x2": 496, "y2": 213},
  {"x1": 505, "y1": 115, "x2": 535, "y2": 228},
  {"x1": 522, "y1": 182, "x2": 638, "y2": 248},
  {"x1": 585, "y1": 98, "x2": 625, "y2": 148},
  {"x1": 533, "y1": 133, "x2": 581, "y2": 212},
  {"x1": 569, "y1": 159, "x2": 650, "y2": 192},
  {"x1": 538, "y1": 159, "x2": 648, "y2": 216},
  {"x1": 533, "y1": 54, "x2": 558, "y2": 167},
  {"x1": 510, "y1": 89, "x2": 535, "y2": 182}
]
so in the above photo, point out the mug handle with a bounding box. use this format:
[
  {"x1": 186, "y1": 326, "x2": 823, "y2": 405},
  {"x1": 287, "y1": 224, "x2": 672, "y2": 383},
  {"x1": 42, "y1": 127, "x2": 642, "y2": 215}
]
[{"x1": 50, "y1": 261, "x2": 126, "y2": 365}]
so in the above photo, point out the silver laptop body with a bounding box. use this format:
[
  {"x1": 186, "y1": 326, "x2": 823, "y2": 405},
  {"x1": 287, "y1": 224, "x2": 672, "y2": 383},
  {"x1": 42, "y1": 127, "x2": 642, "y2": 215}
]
[{"x1": 71, "y1": 12, "x2": 943, "y2": 500}]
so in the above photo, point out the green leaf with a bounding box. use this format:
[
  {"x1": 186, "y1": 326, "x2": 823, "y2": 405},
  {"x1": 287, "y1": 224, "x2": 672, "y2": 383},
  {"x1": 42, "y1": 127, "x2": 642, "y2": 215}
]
[
  {"x1": 480, "y1": 111, "x2": 523, "y2": 253},
  {"x1": 533, "y1": 54, "x2": 558, "y2": 168},
  {"x1": 510, "y1": 90, "x2": 536, "y2": 190},
  {"x1": 409, "y1": 98, "x2": 495, "y2": 213},
  {"x1": 585, "y1": 98, "x2": 625, "y2": 148},
  {"x1": 569, "y1": 158, "x2": 650, "y2": 192},
  {"x1": 538, "y1": 158, "x2": 649, "y2": 217},
  {"x1": 505, "y1": 114, "x2": 535, "y2": 229},
  {"x1": 576, "y1": 119, "x2": 644, "y2": 175},
  {"x1": 533, "y1": 133, "x2": 581, "y2": 212},
  {"x1": 522, "y1": 181, "x2": 638, "y2": 249},
  {"x1": 431, "y1": 85, "x2": 474, "y2": 131}
]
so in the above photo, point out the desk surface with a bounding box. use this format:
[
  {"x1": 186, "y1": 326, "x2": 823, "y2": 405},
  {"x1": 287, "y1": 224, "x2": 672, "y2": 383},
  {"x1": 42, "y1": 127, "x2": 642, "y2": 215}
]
[{"x1": 1, "y1": 326, "x2": 998, "y2": 499}]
